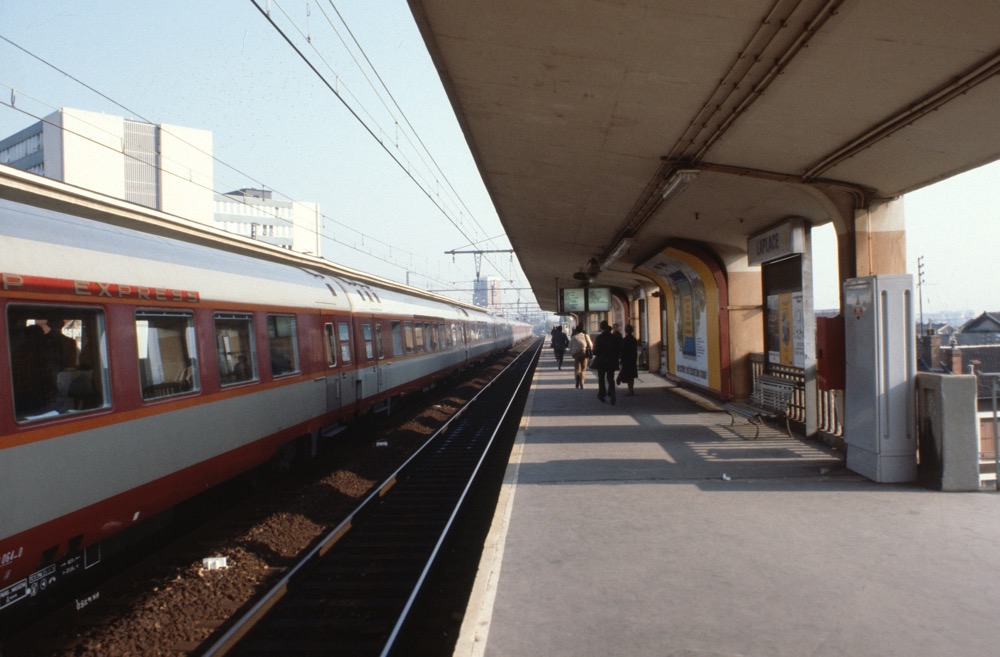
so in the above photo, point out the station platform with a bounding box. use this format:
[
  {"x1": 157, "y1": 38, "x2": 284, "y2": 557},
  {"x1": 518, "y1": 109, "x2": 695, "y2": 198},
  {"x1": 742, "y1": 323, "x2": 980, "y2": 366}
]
[{"x1": 453, "y1": 343, "x2": 1000, "y2": 657}]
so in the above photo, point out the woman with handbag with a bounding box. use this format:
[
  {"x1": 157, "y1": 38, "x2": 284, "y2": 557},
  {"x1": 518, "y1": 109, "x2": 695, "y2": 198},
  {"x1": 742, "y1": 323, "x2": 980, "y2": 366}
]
[{"x1": 569, "y1": 325, "x2": 593, "y2": 389}]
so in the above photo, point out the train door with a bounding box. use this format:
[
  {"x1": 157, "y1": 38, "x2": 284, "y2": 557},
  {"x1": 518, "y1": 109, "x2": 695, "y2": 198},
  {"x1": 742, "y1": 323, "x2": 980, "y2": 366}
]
[
  {"x1": 321, "y1": 320, "x2": 340, "y2": 413},
  {"x1": 462, "y1": 321, "x2": 470, "y2": 364},
  {"x1": 353, "y1": 316, "x2": 383, "y2": 411},
  {"x1": 373, "y1": 318, "x2": 389, "y2": 397},
  {"x1": 323, "y1": 317, "x2": 357, "y2": 414}
]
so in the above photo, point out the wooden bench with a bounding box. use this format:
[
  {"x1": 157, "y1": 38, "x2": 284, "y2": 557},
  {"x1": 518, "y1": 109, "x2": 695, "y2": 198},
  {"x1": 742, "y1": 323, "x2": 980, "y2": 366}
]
[{"x1": 723, "y1": 373, "x2": 796, "y2": 439}]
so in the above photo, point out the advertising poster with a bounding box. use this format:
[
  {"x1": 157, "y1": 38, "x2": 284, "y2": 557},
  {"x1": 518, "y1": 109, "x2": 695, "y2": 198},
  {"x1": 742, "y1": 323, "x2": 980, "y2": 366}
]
[
  {"x1": 636, "y1": 247, "x2": 721, "y2": 392},
  {"x1": 664, "y1": 267, "x2": 708, "y2": 386},
  {"x1": 779, "y1": 293, "x2": 794, "y2": 365},
  {"x1": 768, "y1": 292, "x2": 804, "y2": 367}
]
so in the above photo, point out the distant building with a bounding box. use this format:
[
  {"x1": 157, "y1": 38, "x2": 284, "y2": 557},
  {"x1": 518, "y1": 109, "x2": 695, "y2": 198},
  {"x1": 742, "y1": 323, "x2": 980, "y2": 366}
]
[
  {"x1": 0, "y1": 107, "x2": 214, "y2": 223},
  {"x1": 1, "y1": 107, "x2": 324, "y2": 256},
  {"x1": 214, "y1": 188, "x2": 321, "y2": 255},
  {"x1": 925, "y1": 311, "x2": 1000, "y2": 394},
  {"x1": 473, "y1": 276, "x2": 502, "y2": 311},
  {"x1": 952, "y1": 312, "x2": 1000, "y2": 345}
]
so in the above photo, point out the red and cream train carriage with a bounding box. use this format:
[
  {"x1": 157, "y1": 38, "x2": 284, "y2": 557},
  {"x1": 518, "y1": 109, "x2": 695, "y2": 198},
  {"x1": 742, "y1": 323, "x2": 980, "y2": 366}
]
[{"x1": 0, "y1": 168, "x2": 531, "y2": 612}]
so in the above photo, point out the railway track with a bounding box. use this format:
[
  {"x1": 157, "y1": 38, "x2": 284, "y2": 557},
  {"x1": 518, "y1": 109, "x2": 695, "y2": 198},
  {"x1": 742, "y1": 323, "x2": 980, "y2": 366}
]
[
  {"x1": 1, "y1": 339, "x2": 539, "y2": 657},
  {"x1": 200, "y1": 337, "x2": 542, "y2": 657}
]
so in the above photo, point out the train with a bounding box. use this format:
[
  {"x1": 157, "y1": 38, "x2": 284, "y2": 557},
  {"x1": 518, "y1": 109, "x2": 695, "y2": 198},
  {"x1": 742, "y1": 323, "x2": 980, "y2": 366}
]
[{"x1": 0, "y1": 167, "x2": 532, "y2": 615}]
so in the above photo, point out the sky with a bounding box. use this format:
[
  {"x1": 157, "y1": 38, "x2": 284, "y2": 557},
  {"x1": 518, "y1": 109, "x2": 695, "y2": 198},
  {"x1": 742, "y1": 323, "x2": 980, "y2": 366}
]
[
  {"x1": 0, "y1": 1, "x2": 528, "y2": 312},
  {"x1": 810, "y1": 158, "x2": 1000, "y2": 317},
  {"x1": 2, "y1": 1, "x2": 998, "y2": 321}
]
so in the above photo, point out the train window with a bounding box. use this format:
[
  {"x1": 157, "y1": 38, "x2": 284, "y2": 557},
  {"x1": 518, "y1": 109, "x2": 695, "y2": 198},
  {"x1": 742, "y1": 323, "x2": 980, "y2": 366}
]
[
  {"x1": 413, "y1": 324, "x2": 424, "y2": 353},
  {"x1": 136, "y1": 311, "x2": 199, "y2": 401},
  {"x1": 375, "y1": 324, "x2": 384, "y2": 359},
  {"x1": 391, "y1": 321, "x2": 403, "y2": 355},
  {"x1": 338, "y1": 322, "x2": 351, "y2": 363},
  {"x1": 267, "y1": 315, "x2": 299, "y2": 376},
  {"x1": 215, "y1": 313, "x2": 257, "y2": 385},
  {"x1": 324, "y1": 323, "x2": 337, "y2": 367},
  {"x1": 362, "y1": 323, "x2": 374, "y2": 360},
  {"x1": 403, "y1": 321, "x2": 415, "y2": 354},
  {"x1": 7, "y1": 305, "x2": 110, "y2": 421},
  {"x1": 424, "y1": 323, "x2": 432, "y2": 351}
]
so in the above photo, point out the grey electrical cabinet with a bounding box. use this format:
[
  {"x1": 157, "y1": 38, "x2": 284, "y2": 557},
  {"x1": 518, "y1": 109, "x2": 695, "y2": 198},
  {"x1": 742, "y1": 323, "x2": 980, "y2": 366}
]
[{"x1": 843, "y1": 275, "x2": 916, "y2": 482}]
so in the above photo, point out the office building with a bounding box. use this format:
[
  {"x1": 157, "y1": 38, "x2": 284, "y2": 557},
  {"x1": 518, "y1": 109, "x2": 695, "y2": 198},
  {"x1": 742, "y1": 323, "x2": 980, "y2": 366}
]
[{"x1": 0, "y1": 108, "x2": 322, "y2": 255}]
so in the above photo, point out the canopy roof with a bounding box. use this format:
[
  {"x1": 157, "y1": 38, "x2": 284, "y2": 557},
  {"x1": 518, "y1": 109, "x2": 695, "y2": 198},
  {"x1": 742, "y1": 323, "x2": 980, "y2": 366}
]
[{"x1": 409, "y1": 0, "x2": 1000, "y2": 309}]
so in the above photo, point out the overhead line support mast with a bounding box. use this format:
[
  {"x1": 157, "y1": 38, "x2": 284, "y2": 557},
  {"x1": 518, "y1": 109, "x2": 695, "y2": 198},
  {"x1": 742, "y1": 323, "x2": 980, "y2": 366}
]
[{"x1": 444, "y1": 248, "x2": 514, "y2": 278}]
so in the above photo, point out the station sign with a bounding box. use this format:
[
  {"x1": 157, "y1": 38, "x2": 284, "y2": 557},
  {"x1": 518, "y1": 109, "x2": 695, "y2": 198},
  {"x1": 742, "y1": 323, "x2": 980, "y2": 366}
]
[
  {"x1": 747, "y1": 218, "x2": 805, "y2": 266},
  {"x1": 588, "y1": 287, "x2": 611, "y2": 312},
  {"x1": 561, "y1": 286, "x2": 611, "y2": 313},
  {"x1": 562, "y1": 288, "x2": 586, "y2": 312}
]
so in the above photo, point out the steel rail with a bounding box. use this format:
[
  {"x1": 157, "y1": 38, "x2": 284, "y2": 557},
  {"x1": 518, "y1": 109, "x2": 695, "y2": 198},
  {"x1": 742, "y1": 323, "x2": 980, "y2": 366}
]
[{"x1": 199, "y1": 337, "x2": 543, "y2": 657}]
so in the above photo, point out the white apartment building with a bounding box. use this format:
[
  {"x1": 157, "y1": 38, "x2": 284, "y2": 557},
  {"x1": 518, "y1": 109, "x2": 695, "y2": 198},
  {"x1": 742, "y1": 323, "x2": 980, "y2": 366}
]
[
  {"x1": 0, "y1": 107, "x2": 214, "y2": 223},
  {"x1": 473, "y1": 276, "x2": 503, "y2": 311},
  {"x1": 214, "y1": 188, "x2": 321, "y2": 255},
  {"x1": 0, "y1": 108, "x2": 322, "y2": 255}
]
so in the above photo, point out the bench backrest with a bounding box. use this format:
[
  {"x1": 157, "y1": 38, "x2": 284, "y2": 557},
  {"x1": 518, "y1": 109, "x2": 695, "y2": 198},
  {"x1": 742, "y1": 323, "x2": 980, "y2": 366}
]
[{"x1": 750, "y1": 374, "x2": 796, "y2": 412}]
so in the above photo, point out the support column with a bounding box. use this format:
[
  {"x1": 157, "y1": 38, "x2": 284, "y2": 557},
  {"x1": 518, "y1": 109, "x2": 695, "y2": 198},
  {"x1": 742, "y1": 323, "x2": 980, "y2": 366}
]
[
  {"x1": 848, "y1": 197, "x2": 908, "y2": 278},
  {"x1": 725, "y1": 255, "x2": 763, "y2": 401},
  {"x1": 801, "y1": 227, "x2": 818, "y2": 437}
]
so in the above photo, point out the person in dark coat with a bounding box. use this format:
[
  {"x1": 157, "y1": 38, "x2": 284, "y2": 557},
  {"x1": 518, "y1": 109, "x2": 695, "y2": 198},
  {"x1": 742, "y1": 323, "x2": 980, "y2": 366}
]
[
  {"x1": 593, "y1": 320, "x2": 622, "y2": 404},
  {"x1": 618, "y1": 324, "x2": 639, "y2": 395},
  {"x1": 551, "y1": 325, "x2": 569, "y2": 370}
]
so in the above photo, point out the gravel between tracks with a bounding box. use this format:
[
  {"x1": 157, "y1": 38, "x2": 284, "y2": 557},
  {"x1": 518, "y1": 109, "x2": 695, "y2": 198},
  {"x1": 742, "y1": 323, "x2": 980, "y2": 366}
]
[{"x1": 11, "y1": 348, "x2": 524, "y2": 657}]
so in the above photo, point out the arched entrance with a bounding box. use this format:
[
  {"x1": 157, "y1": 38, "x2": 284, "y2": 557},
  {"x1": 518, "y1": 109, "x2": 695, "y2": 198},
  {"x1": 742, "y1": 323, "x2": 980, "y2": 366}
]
[{"x1": 636, "y1": 242, "x2": 731, "y2": 399}]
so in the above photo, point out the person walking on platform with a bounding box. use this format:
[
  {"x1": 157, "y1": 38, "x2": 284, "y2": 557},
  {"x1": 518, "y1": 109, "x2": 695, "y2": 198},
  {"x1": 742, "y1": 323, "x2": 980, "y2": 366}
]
[
  {"x1": 551, "y1": 325, "x2": 569, "y2": 370},
  {"x1": 593, "y1": 320, "x2": 621, "y2": 404},
  {"x1": 569, "y1": 325, "x2": 593, "y2": 389},
  {"x1": 618, "y1": 324, "x2": 639, "y2": 396}
]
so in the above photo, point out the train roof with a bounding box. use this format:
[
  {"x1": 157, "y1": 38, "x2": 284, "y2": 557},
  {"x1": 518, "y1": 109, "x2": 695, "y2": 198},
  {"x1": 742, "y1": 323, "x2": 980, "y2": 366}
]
[
  {"x1": 329, "y1": 277, "x2": 486, "y2": 322},
  {"x1": 0, "y1": 167, "x2": 499, "y2": 318}
]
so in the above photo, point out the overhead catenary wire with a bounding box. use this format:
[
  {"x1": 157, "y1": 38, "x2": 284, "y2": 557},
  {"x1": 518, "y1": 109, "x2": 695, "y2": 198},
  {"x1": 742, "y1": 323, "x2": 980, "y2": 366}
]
[
  {"x1": 250, "y1": 0, "x2": 515, "y2": 284},
  {"x1": 0, "y1": 37, "x2": 454, "y2": 289},
  {"x1": 0, "y1": 82, "x2": 483, "y2": 297},
  {"x1": 0, "y1": 34, "x2": 459, "y2": 291},
  {"x1": 316, "y1": 1, "x2": 502, "y2": 252},
  {"x1": 248, "y1": 2, "x2": 479, "y2": 251},
  {"x1": 0, "y1": 86, "x2": 460, "y2": 295},
  {"x1": 0, "y1": 7, "x2": 534, "y2": 309}
]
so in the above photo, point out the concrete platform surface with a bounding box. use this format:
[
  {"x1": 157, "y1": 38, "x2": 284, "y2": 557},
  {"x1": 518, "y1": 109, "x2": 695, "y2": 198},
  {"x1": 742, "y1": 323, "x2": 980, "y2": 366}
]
[{"x1": 454, "y1": 347, "x2": 1000, "y2": 657}]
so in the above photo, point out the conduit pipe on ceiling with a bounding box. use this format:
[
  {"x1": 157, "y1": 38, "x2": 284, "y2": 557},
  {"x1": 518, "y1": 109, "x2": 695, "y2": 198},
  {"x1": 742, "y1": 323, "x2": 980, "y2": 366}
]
[
  {"x1": 665, "y1": 0, "x2": 800, "y2": 163},
  {"x1": 693, "y1": 0, "x2": 845, "y2": 163},
  {"x1": 803, "y1": 49, "x2": 1000, "y2": 180}
]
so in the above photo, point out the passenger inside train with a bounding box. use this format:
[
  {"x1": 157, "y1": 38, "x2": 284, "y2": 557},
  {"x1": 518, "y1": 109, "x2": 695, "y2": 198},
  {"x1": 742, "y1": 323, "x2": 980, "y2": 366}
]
[{"x1": 8, "y1": 306, "x2": 103, "y2": 419}]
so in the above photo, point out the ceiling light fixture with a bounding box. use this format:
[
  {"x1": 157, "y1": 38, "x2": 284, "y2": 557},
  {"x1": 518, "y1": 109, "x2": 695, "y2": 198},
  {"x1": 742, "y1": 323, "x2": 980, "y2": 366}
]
[
  {"x1": 661, "y1": 169, "x2": 699, "y2": 202},
  {"x1": 600, "y1": 237, "x2": 634, "y2": 270}
]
